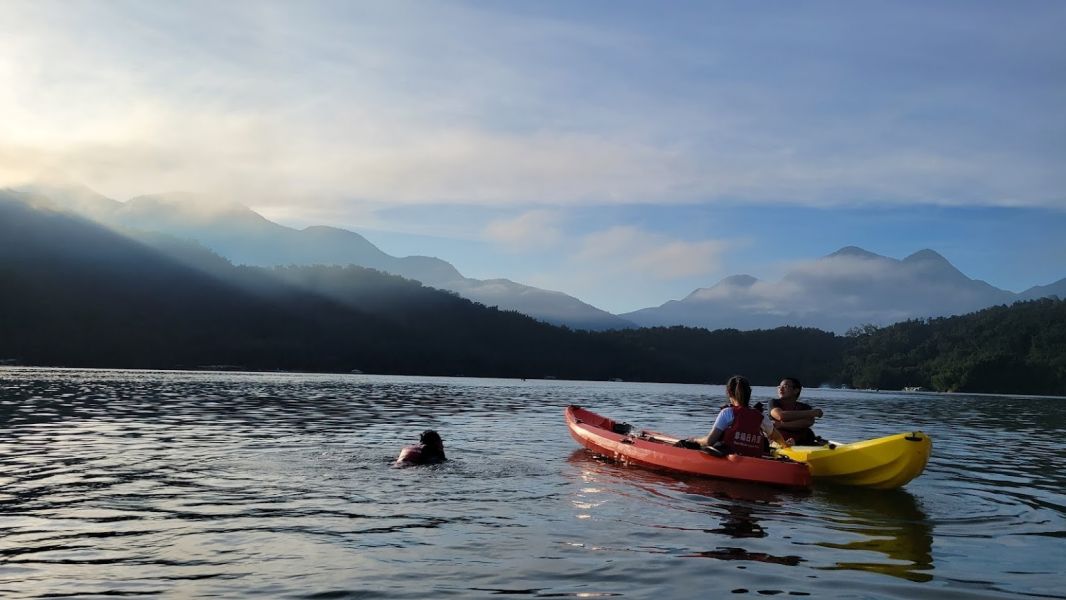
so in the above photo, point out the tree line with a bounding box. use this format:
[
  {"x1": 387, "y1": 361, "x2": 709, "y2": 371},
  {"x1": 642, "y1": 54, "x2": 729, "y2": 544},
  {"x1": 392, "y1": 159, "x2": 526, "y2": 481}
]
[
  {"x1": 838, "y1": 298, "x2": 1066, "y2": 395},
  {"x1": 2, "y1": 196, "x2": 1063, "y2": 395}
]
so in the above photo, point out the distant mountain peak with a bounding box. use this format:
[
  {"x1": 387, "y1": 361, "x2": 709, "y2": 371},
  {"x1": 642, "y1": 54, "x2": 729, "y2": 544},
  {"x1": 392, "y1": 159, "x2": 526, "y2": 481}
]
[
  {"x1": 20, "y1": 179, "x2": 105, "y2": 198},
  {"x1": 899, "y1": 248, "x2": 970, "y2": 282},
  {"x1": 683, "y1": 274, "x2": 759, "y2": 302},
  {"x1": 301, "y1": 225, "x2": 366, "y2": 237},
  {"x1": 902, "y1": 248, "x2": 950, "y2": 264},
  {"x1": 1020, "y1": 277, "x2": 1066, "y2": 301},
  {"x1": 123, "y1": 193, "x2": 272, "y2": 227},
  {"x1": 623, "y1": 245, "x2": 1030, "y2": 333},
  {"x1": 127, "y1": 192, "x2": 247, "y2": 212},
  {"x1": 14, "y1": 180, "x2": 121, "y2": 218},
  {"x1": 718, "y1": 274, "x2": 758, "y2": 287},
  {"x1": 827, "y1": 246, "x2": 882, "y2": 259},
  {"x1": 295, "y1": 225, "x2": 390, "y2": 263}
]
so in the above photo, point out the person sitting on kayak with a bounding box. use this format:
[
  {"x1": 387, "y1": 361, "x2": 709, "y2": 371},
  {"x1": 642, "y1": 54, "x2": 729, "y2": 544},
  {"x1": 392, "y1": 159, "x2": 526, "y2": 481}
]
[
  {"x1": 679, "y1": 375, "x2": 790, "y2": 456},
  {"x1": 395, "y1": 430, "x2": 447, "y2": 466},
  {"x1": 769, "y1": 377, "x2": 823, "y2": 445}
]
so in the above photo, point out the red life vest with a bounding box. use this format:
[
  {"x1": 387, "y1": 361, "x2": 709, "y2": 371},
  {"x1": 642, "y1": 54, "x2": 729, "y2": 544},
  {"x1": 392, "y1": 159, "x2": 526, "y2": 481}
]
[{"x1": 723, "y1": 406, "x2": 766, "y2": 457}]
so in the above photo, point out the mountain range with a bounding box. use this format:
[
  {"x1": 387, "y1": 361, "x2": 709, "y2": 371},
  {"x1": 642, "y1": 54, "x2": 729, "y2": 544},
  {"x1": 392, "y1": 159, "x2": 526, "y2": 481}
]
[
  {"x1": 0, "y1": 190, "x2": 656, "y2": 377},
  {"x1": 622, "y1": 246, "x2": 1066, "y2": 332},
  {"x1": 15, "y1": 183, "x2": 631, "y2": 331},
  {"x1": 10, "y1": 182, "x2": 1066, "y2": 333},
  {"x1": 5, "y1": 186, "x2": 1064, "y2": 394}
]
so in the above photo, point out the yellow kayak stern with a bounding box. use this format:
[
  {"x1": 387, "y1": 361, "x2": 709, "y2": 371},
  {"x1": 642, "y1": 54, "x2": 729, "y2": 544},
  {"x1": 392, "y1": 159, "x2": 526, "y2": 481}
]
[{"x1": 775, "y1": 431, "x2": 932, "y2": 489}]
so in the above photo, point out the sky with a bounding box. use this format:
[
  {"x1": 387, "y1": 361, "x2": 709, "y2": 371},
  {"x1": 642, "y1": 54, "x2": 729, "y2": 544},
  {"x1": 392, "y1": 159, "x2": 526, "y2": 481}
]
[{"x1": 2, "y1": 1, "x2": 1064, "y2": 313}]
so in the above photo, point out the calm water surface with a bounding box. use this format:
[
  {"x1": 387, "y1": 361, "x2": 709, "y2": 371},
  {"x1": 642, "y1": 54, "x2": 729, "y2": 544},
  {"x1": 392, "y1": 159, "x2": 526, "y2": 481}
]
[{"x1": 0, "y1": 368, "x2": 1063, "y2": 599}]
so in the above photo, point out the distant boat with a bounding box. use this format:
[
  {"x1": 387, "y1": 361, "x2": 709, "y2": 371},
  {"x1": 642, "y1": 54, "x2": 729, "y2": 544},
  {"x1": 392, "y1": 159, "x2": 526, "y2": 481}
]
[
  {"x1": 903, "y1": 386, "x2": 927, "y2": 392},
  {"x1": 349, "y1": 369, "x2": 364, "y2": 374}
]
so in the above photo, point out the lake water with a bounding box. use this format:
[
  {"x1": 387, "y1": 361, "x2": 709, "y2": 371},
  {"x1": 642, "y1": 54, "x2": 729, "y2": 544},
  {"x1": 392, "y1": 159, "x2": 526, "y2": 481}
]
[{"x1": 0, "y1": 368, "x2": 1063, "y2": 599}]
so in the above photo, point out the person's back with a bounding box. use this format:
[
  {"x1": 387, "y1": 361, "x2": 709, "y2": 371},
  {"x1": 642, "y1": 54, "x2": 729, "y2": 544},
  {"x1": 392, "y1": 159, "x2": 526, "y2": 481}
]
[
  {"x1": 721, "y1": 404, "x2": 768, "y2": 456},
  {"x1": 680, "y1": 375, "x2": 790, "y2": 456}
]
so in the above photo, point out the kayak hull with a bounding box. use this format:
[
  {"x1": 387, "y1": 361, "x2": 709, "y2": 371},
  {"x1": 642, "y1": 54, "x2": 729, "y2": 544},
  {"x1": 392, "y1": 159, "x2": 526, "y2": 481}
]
[
  {"x1": 565, "y1": 405, "x2": 811, "y2": 488},
  {"x1": 774, "y1": 431, "x2": 932, "y2": 489}
]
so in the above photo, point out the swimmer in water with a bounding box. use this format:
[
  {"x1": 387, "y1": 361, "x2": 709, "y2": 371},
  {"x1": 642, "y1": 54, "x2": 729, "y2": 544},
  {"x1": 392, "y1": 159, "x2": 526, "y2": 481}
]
[{"x1": 395, "y1": 430, "x2": 446, "y2": 466}]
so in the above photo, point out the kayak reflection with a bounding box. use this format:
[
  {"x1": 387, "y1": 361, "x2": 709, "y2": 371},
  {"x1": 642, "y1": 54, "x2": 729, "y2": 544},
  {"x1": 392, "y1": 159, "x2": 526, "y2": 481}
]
[
  {"x1": 813, "y1": 487, "x2": 934, "y2": 582},
  {"x1": 565, "y1": 448, "x2": 795, "y2": 504},
  {"x1": 566, "y1": 449, "x2": 805, "y2": 566},
  {"x1": 565, "y1": 449, "x2": 933, "y2": 579}
]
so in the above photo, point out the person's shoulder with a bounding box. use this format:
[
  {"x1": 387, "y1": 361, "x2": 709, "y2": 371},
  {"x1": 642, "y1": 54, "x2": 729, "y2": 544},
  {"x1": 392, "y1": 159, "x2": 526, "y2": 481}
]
[{"x1": 713, "y1": 406, "x2": 733, "y2": 425}]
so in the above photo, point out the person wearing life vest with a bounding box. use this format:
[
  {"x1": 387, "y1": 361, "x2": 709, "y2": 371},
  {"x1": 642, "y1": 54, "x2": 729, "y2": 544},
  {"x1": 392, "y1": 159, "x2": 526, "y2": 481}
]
[
  {"x1": 683, "y1": 375, "x2": 791, "y2": 456},
  {"x1": 769, "y1": 377, "x2": 823, "y2": 445}
]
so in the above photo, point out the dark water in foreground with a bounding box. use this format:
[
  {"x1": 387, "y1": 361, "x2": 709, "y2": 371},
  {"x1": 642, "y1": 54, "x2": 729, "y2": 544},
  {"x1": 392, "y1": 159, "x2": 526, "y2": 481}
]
[{"x1": 0, "y1": 368, "x2": 1063, "y2": 599}]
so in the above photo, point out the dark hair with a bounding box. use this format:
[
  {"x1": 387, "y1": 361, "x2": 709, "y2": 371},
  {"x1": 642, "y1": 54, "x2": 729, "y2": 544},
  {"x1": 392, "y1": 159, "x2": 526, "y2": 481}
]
[
  {"x1": 420, "y1": 429, "x2": 443, "y2": 449},
  {"x1": 726, "y1": 375, "x2": 752, "y2": 407},
  {"x1": 419, "y1": 429, "x2": 446, "y2": 462},
  {"x1": 783, "y1": 377, "x2": 803, "y2": 391}
]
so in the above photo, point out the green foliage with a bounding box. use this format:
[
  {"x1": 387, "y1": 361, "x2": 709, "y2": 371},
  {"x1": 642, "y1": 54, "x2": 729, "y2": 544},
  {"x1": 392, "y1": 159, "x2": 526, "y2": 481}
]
[
  {"x1": 845, "y1": 323, "x2": 881, "y2": 337},
  {"x1": 837, "y1": 299, "x2": 1066, "y2": 395},
  {"x1": 598, "y1": 326, "x2": 844, "y2": 386}
]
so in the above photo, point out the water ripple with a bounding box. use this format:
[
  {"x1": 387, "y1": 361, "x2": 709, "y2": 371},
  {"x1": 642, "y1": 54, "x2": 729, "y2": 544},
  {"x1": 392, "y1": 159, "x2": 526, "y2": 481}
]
[{"x1": 0, "y1": 368, "x2": 1063, "y2": 599}]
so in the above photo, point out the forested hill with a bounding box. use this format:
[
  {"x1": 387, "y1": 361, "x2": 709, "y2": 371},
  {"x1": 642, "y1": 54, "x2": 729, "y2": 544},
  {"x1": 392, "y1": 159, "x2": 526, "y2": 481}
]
[
  {"x1": 839, "y1": 298, "x2": 1066, "y2": 395},
  {"x1": 2, "y1": 197, "x2": 1064, "y2": 394},
  {"x1": 0, "y1": 197, "x2": 845, "y2": 383},
  {"x1": 0, "y1": 197, "x2": 656, "y2": 379}
]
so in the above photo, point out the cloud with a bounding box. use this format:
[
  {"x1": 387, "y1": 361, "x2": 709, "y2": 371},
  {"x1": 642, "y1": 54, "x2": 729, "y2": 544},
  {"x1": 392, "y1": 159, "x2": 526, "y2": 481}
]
[
  {"x1": 577, "y1": 226, "x2": 730, "y2": 280},
  {"x1": 786, "y1": 254, "x2": 897, "y2": 281},
  {"x1": 1, "y1": 2, "x2": 1063, "y2": 213},
  {"x1": 0, "y1": 2, "x2": 691, "y2": 206},
  {"x1": 484, "y1": 210, "x2": 564, "y2": 252}
]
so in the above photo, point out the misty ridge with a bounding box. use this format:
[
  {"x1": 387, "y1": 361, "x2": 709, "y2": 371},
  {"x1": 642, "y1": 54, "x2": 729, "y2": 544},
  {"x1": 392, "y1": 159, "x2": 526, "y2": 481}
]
[
  {"x1": 7, "y1": 181, "x2": 1066, "y2": 335},
  {"x1": 621, "y1": 246, "x2": 1065, "y2": 333},
  {"x1": 0, "y1": 189, "x2": 847, "y2": 387},
  {"x1": 0, "y1": 190, "x2": 641, "y2": 378},
  {"x1": 3, "y1": 185, "x2": 1066, "y2": 395},
  {"x1": 11, "y1": 182, "x2": 630, "y2": 331}
]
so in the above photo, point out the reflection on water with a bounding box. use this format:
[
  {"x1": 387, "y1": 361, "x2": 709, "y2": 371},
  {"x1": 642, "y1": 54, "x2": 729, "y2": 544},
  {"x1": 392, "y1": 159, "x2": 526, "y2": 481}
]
[
  {"x1": 566, "y1": 450, "x2": 810, "y2": 572},
  {"x1": 566, "y1": 450, "x2": 932, "y2": 573},
  {"x1": 815, "y1": 488, "x2": 934, "y2": 582},
  {"x1": 0, "y1": 368, "x2": 1063, "y2": 599},
  {"x1": 706, "y1": 501, "x2": 767, "y2": 540}
]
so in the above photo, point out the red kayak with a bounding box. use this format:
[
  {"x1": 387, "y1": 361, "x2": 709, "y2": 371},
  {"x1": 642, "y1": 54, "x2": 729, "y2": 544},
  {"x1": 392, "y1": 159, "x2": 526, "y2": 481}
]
[{"x1": 565, "y1": 405, "x2": 811, "y2": 488}]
